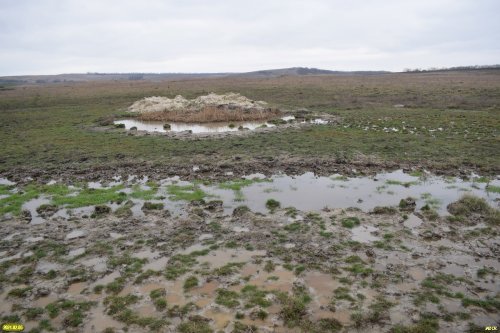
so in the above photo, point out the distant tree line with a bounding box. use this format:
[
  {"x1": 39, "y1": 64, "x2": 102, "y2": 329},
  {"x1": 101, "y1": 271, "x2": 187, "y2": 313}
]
[{"x1": 403, "y1": 65, "x2": 500, "y2": 72}]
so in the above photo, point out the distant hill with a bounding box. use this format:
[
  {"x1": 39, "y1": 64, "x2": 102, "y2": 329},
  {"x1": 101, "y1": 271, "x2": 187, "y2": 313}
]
[
  {"x1": 0, "y1": 67, "x2": 390, "y2": 84},
  {"x1": 237, "y1": 67, "x2": 390, "y2": 77},
  {"x1": 2, "y1": 65, "x2": 498, "y2": 85},
  {"x1": 0, "y1": 72, "x2": 230, "y2": 85}
]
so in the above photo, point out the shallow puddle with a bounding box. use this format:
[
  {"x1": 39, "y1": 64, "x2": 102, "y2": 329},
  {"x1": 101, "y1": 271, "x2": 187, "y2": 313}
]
[
  {"x1": 408, "y1": 266, "x2": 427, "y2": 280},
  {"x1": 404, "y1": 214, "x2": 423, "y2": 230},
  {"x1": 84, "y1": 303, "x2": 123, "y2": 333},
  {"x1": 202, "y1": 309, "x2": 233, "y2": 330},
  {"x1": 143, "y1": 256, "x2": 169, "y2": 271},
  {"x1": 137, "y1": 282, "x2": 165, "y2": 294},
  {"x1": 198, "y1": 248, "x2": 266, "y2": 269},
  {"x1": 67, "y1": 282, "x2": 87, "y2": 295},
  {"x1": 115, "y1": 118, "x2": 275, "y2": 133},
  {"x1": 114, "y1": 115, "x2": 329, "y2": 134},
  {"x1": 180, "y1": 243, "x2": 209, "y2": 254},
  {"x1": 3, "y1": 170, "x2": 498, "y2": 224},
  {"x1": 34, "y1": 294, "x2": 58, "y2": 307},
  {"x1": 351, "y1": 225, "x2": 379, "y2": 243},
  {"x1": 207, "y1": 170, "x2": 500, "y2": 214},
  {"x1": 92, "y1": 271, "x2": 121, "y2": 287},
  {"x1": 191, "y1": 280, "x2": 219, "y2": 296},
  {"x1": 245, "y1": 264, "x2": 296, "y2": 292},
  {"x1": 0, "y1": 178, "x2": 15, "y2": 185},
  {"x1": 137, "y1": 304, "x2": 157, "y2": 317},
  {"x1": 81, "y1": 257, "x2": 108, "y2": 273},
  {"x1": 133, "y1": 249, "x2": 160, "y2": 260},
  {"x1": 304, "y1": 271, "x2": 340, "y2": 306},
  {"x1": 22, "y1": 197, "x2": 50, "y2": 224},
  {"x1": 329, "y1": 310, "x2": 352, "y2": 324}
]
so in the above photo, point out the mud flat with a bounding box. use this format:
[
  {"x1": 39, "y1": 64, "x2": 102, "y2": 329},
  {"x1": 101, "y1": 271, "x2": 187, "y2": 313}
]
[{"x1": 0, "y1": 172, "x2": 499, "y2": 332}]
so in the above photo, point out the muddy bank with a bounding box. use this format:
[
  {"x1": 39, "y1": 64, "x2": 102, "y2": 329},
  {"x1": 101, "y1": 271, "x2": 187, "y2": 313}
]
[{"x1": 2, "y1": 153, "x2": 499, "y2": 186}]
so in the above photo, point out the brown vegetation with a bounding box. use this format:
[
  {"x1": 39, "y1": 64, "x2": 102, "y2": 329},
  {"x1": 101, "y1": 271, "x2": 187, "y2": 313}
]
[{"x1": 137, "y1": 105, "x2": 281, "y2": 122}]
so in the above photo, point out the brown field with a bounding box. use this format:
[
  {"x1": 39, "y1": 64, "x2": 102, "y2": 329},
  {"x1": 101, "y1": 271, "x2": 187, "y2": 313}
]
[
  {"x1": 0, "y1": 69, "x2": 499, "y2": 180},
  {"x1": 2, "y1": 70, "x2": 500, "y2": 111}
]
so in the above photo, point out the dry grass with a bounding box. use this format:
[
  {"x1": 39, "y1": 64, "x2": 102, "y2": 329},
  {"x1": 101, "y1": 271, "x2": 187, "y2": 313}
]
[
  {"x1": 0, "y1": 70, "x2": 499, "y2": 176},
  {"x1": 137, "y1": 105, "x2": 281, "y2": 122},
  {"x1": 1, "y1": 70, "x2": 499, "y2": 111}
]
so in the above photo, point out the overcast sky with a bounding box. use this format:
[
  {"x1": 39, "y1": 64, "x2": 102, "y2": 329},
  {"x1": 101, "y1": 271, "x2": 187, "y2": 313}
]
[{"x1": 0, "y1": 0, "x2": 499, "y2": 75}]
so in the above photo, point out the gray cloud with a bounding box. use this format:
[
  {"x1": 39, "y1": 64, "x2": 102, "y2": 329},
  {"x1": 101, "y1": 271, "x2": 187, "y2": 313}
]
[{"x1": 0, "y1": 0, "x2": 499, "y2": 75}]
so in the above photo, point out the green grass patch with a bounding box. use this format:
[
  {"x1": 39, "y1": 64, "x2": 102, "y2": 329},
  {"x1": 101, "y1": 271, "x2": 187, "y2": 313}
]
[
  {"x1": 142, "y1": 201, "x2": 164, "y2": 210},
  {"x1": 447, "y1": 195, "x2": 491, "y2": 216},
  {"x1": 45, "y1": 299, "x2": 95, "y2": 319},
  {"x1": 477, "y1": 267, "x2": 496, "y2": 279},
  {"x1": 107, "y1": 254, "x2": 147, "y2": 276},
  {"x1": 0, "y1": 185, "x2": 42, "y2": 215},
  {"x1": 51, "y1": 185, "x2": 126, "y2": 208},
  {"x1": 166, "y1": 184, "x2": 208, "y2": 201},
  {"x1": 486, "y1": 185, "x2": 500, "y2": 193},
  {"x1": 7, "y1": 286, "x2": 32, "y2": 298},
  {"x1": 129, "y1": 183, "x2": 159, "y2": 200},
  {"x1": 164, "y1": 254, "x2": 198, "y2": 280},
  {"x1": 472, "y1": 176, "x2": 490, "y2": 183},
  {"x1": 390, "y1": 314, "x2": 439, "y2": 333},
  {"x1": 104, "y1": 294, "x2": 140, "y2": 315},
  {"x1": 0, "y1": 184, "x2": 14, "y2": 195},
  {"x1": 341, "y1": 217, "x2": 360, "y2": 228},
  {"x1": 462, "y1": 296, "x2": 500, "y2": 312},
  {"x1": 177, "y1": 315, "x2": 213, "y2": 333},
  {"x1": 343, "y1": 263, "x2": 373, "y2": 277},
  {"x1": 284, "y1": 221, "x2": 306, "y2": 232},
  {"x1": 266, "y1": 198, "x2": 281, "y2": 211},
  {"x1": 215, "y1": 288, "x2": 240, "y2": 308},
  {"x1": 212, "y1": 262, "x2": 244, "y2": 276},
  {"x1": 183, "y1": 276, "x2": 199, "y2": 291},
  {"x1": 218, "y1": 178, "x2": 271, "y2": 191},
  {"x1": 24, "y1": 307, "x2": 44, "y2": 320},
  {"x1": 241, "y1": 285, "x2": 272, "y2": 308}
]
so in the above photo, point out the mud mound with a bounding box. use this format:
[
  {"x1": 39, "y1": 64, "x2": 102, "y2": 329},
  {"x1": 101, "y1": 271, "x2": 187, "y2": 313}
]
[{"x1": 128, "y1": 93, "x2": 280, "y2": 122}]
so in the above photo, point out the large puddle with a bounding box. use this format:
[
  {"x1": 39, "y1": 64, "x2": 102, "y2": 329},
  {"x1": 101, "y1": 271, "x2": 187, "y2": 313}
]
[
  {"x1": 113, "y1": 115, "x2": 328, "y2": 133},
  {"x1": 203, "y1": 170, "x2": 499, "y2": 215},
  {"x1": 1, "y1": 170, "x2": 498, "y2": 224}
]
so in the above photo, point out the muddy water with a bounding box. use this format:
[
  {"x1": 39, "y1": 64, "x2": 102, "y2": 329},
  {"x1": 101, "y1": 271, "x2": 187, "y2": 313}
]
[
  {"x1": 113, "y1": 115, "x2": 329, "y2": 134},
  {"x1": 115, "y1": 119, "x2": 274, "y2": 133},
  {"x1": 197, "y1": 248, "x2": 267, "y2": 269},
  {"x1": 0, "y1": 178, "x2": 15, "y2": 185},
  {"x1": 2, "y1": 170, "x2": 498, "y2": 226},
  {"x1": 351, "y1": 225, "x2": 379, "y2": 243},
  {"x1": 243, "y1": 264, "x2": 296, "y2": 292},
  {"x1": 204, "y1": 170, "x2": 500, "y2": 214},
  {"x1": 22, "y1": 196, "x2": 50, "y2": 224},
  {"x1": 84, "y1": 303, "x2": 123, "y2": 333},
  {"x1": 305, "y1": 271, "x2": 340, "y2": 306},
  {"x1": 115, "y1": 119, "x2": 275, "y2": 133}
]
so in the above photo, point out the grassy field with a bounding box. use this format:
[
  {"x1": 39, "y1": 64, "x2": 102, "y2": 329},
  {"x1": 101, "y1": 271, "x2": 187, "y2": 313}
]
[{"x1": 0, "y1": 70, "x2": 499, "y2": 177}]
